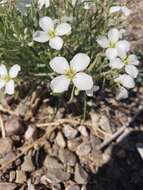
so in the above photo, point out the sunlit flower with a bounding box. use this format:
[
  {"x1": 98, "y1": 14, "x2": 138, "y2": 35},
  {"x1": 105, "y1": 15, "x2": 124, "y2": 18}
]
[
  {"x1": 86, "y1": 85, "x2": 99, "y2": 97},
  {"x1": 0, "y1": 64, "x2": 21, "y2": 95},
  {"x1": 49, "y1": 53, "x2": 93, "y2": 93},
  {"x1": 38, "y1": 0, "x2": 50, "y2": 9},
  {"x1": 109, "y1": 53, "x2": 139, "y2": 78},
  {"x1": 97, "y1": 28, "x2": 130, "y2": 60},
  {"x1": 115, "y1": 86, "x2": 128, "y2": 100},
  {"x1": 33, "y1": 16, "x2": 71, "y2": 50},
  {"x1": 114, "y1": 74, "x2": 135, "y2": 89},
  {"x1": 110, "y1": 6, "x2": 132, "y2": 16}
]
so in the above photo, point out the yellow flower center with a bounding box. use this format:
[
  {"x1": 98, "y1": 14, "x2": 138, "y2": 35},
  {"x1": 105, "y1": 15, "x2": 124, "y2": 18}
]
[
  {"x1": 3, "y1": 75, "x2": 11, "y2": 82},
  {"x1": 109, "y1": 42, "x2": 116, "y2": 48},
  {"x1": 123, "y1": 58, "x2": 129, "y2": 65},
  {"x1": 65, "y1": 68, "x2": 76, "y2": 79},
  {"x1": 48, "y1": 30, "x2": 56, "y2": 38}
]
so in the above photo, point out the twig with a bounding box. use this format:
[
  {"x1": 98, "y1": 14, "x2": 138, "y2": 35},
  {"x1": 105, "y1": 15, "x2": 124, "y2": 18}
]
[{"x1": 0, "y1": 114, "x2": 6, "y2": 138}]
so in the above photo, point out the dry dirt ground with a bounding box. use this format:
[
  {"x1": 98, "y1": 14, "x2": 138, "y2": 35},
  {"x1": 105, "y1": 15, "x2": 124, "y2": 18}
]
[{"x1": 0, "y1": 1, "x2": 143, "y2": 190}]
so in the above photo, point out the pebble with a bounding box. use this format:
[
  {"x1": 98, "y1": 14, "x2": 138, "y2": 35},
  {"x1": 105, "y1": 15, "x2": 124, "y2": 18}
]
[
  {"x1": 56, "y1": 132, "x2": 66, "y2": 148},
  {"x1": 15, "y1": 170, "x2": 27, "y2": 184},
  {"x1": 46, "y1": 168, "x2": 71, "y2": 184},
  {"x1": 67, "y1": 138, "x2": 82, "y2": 152},
  {"x1": 74, "y1": 164, "x2": 88, "y2": 184},
  {"x1": 9, "y1": 171, "x2": 16, "y2": 182},
  {"x1": 78, "y1": 126, "x2": 88, "y2": 137},
  {"x1": 59, "y1": 149, "x2": 77, "y2": 166},
  {"x1": 99, "y1": 115, "x2": 112, "y2": 134},
  {"x1": 136, "y1": 143, "x2": 143, "y2": 159},
  {"x1": 76, "y1": 143, "x2": 91, "y2": 156},
  {"x1": 5, "y1": 116, "x2": 24, "y2": 136},
  {"x1": 63, "y1": 125, "x2": 78, "y2": 139},
  {"x1": 24, "y1": 126, "x2": 35, "y2": 140},
  {"x1": 21, "y1": 155, "x2": 35, "y2": 172},
  {"x1": 0, "y1": 183, "x2": 17, "y2": 190},
  {"x1": 0, "y1": 137, "x2": 13, "y2": 157},
  {"x1": 66, "y1": 185, "x2": 80, "y2": 190},
  {"x1": 44, "y1": 156, "x2": 63, "y2": 170}
]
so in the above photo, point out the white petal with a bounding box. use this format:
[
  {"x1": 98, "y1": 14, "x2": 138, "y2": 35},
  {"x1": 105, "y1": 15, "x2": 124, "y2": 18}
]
[
  {"x1": 9, "y1": 64, "x2": 21, "y2": 78},
  {"x1": 49, "y1": 37, "x2": 63, "y2": 50},
  {"x1": 73, "y1": 72, "x2": 93, "y2": 90},
  {"x1": 5, "y1": 80, "x2": 15, "y2": 95},
  {"x1": 0, "y1": 64, "x2": 7, "y2": 77},
  {"x1": 38, "y1": 0, "x2": 50, "y2": 9},
  {"x1": 50, "y1": 75, "x2": 70, "y2": 93},
  {"x1": 121, "y1": 6, "x2": 132, "y2": 16},
  {"x1": 127, "y1": 54, "x2": 139, "y2": 66},
  {"x1": 105, "y1": 48, "x2": 118, "y2": 60},
  {"x1": 70, "y1": 53, "x2": 90, "y2": 72},
  {"x1": 125, "y1": 65, "x2": 139, "y2": 78},
  {"x1": 109, "y1": 6, "x2": 121, "y2": 14},
  {"x1": 86, "y1": 85, "x2": 99, "y2": 97},
  {"x1": 33, "y1": 31, "x2": 49, "y2": 43},
  {"x1": 116, "y1": 74, "x2": 135, "y2": 89},
  {"x1": 0, "y1": 79, "x2": 5, "y2": 89},
  {"x1": 116, "y1": 40, "x2": 130, "y2": 53},
  {"x1": 109, "y1": 58, "x2": 124, "y2": 69},
  {"x1": 116, "y1": 87, "x2": 128, "y2": 100},
  {"x1": 96, "y1": 36, "x2": 109, "y2": 48},
  {"x1": 39, "y1": 16, "x2": 54, "y2": 31},
  {"x1": 108, "y1": 28, "x2": 120, "y2": 43},
  {"x1": 49, "y1": 57, "x2": 69, "y2": 74},
  {"x1": 56, "y1": 23, "x2": 71, "y2": 36}
]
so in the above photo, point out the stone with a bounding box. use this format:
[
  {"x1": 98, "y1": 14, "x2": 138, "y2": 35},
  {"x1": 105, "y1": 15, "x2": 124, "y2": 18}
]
[
  {"x1": 67, "y1": 138, "x2": 82, "y2": 152},
  {"x1": 9, "y1": 171, "x2": 16, "y2": 182},
  {"x1": 76, "y1": 143, "x2": 91, "y2": 156},
  {"x1": 44, "y1": 156, "x2": 63, "y2": 169},
  {"x1": 136, "y1": 143, "x2": 143, "y2": 159},
  {"x1": 59, "y1": 149, "x2": 77, "y2": 166},
  {"x1": 66, "y1": 185, "x2": 80, "y2": 190},
  {"x1": 0, "y1": 137, "x2": 12, "y2": 157},
  {"x1": 21, "y1": 155, "x2": 35, "y2": 172},
  {"x1": 0, "y1": 183, "x2": 17, "y2": 190},
  {"x1": 46, "y1": 168, "x2": 70, "y2": 183},
  {"x1": 63, "y1": 125, "x2": 78, "y2": 139},
  {"x1": 5, "y1": 116, "x2": 24, "y2": 136},
  {"x1": 15, "y1": 170, "x2": 27, "y2": 184},
  {"x1": 99, "y1": 115, "x2": 112, "y2": 133},
  {"x1": 74, "y1": 164, "x2": 88, "y2": 184},
  {"x1": 78, "y1": 126, "x2": 88, "y2": 137},
  {"x1": 56, "y1": 132, "x2": 66, "y2": 148},
  {"x1": 24, "y1": 126, "x2": 35, "y2": 140}
]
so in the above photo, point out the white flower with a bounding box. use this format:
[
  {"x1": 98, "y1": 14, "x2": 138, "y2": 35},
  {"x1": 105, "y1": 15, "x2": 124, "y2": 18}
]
[
  {"x1": 115, "y1": 86, "x2": 128, "y2": 100},
  {"x1": 49, "y1": 53, "x2": 93, "y2": 93},
  {"x1": 33, "y1": 16, "x2": 71, "y2": 50},
  {"x1": 97, "y1": 28, "x2": 130, "y2": 60},
  {"x1": 86, "y1": 85, "x2": 99, "y2": 97},
  {"x1": 38, "y1": 0, "x2": 50, "y2": 9},
  {"x1": 114, "y1": 74, "x2": 135, "y2": 89},
  {"x1": 110, "y1": 6, "x2": 132, "y2": 16},
  {"x1": 0, "y1": 64, "x2": 21, "y2": 95},
  {"x1": 109, "y1": 54, "x2": 139, "y2": 78}
]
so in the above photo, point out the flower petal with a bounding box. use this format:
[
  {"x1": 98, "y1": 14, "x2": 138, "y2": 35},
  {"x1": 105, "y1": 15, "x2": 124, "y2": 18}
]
[
  {"x1": 96, "y1": 36, "x2": 109, "y2": 48},
  {"x1": 33, "y1": 31, "x2": 49, "y2": 43},
  {"x1": 73, "y1": 72, "x2": 93, "y2": 90},
  {"x1": 116, "y1": 40, "x2": 130, "y2": 53},
  {"x1": 0, "y1": 79, "x2": 5, "y2": 89},
  {"x1": 56, "y1": 23, "x2": 71, "y2": 36},
  {"x1": 0, "y1": 64, "x2": 7, "y2": 77},
  {"x1": 9, "y1": 64, "x2": 21, "y2": 78},
  {"x1": 39, "y1": 16, "x2": 54, "y2": 31},
  {"x1": 115, "y1": 74, "x2": 135, "y2": 89},
  {"x1": 121, "y1": 6, "x2": 132, "y2": 16},
  {"x1": 127, "y1": 54, "x2": 139, "y2": 66},
  {"x1": 109, "y1": 6, "x2": 121, "y2": 14},
  {"x1": 116, "y1": 87, "x2": 128, "y2": 100},
  {"x1": 70, "y1": 53, "x2": 90, "y2": 72},
  {"x1": 50, "y1": 75, "x2": 70, "y2": 93},
  {"x1": 86, "y1": 85, "x2": 99, "y2": 97},
  {"x1": 49, "y1": 37, "x2": 63, "y2": 50},
  {"x1": 109, "y1": 58, "x2": 124, "y2": 69},
  {"x1": 49, "y1": 57, "x2": 69, "y2": 74},
  {"x1": 125, "y1": 65, "x2": 139, "y2": 78},
  {"x1": 5, "y1": 80, "x2": 15, "y2": 95},
  {"x1": 108, "y1": 28, "x2": 120, "y2": 43},
  {"x1": 105, "y1": 48, "x2": 118, "y2": 60}
]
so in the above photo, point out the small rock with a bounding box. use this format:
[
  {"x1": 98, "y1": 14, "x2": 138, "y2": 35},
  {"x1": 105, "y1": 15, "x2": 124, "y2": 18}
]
[
  {"x1": 56, "y1": 132, "x2": 66, "y2": 148},
  {"x1": 44, "y1": 156, "x2": 63, "y2": 169},
  {"x1": 46, "y1": 168, "x2": 70, "y2": 183},
  {"x1": 99, "y1": 115, "x2": 112, "y2": 134},
  {"x1": 59, "y1": 149, "x2": 77, "y2": 166},
  {"x1": 136, "y1": 143, "x2": 143, "y2": 159},
  {"x1": 9, "y1": 171, "x2": 16, "y2": 182},
  {"x1": 76, "y1": 143, "x2": 91, "y2": 156},
  {"x1": 66, "y1": 185, "x2": 80, "y2": 190},
  {"x1": 0, "y1": 183, "x2": 17, "y2": 190},
  {"x1": 78, "y1": 126, "x2": 88, "y2": 137},
  {"x1": 74, "y1": 164, "x2": 88, "y2": 184},
  {"x1": 67, "y1": 138, "x2": 82, "y2": 152},
  {"x1": 0, "y1": 137, "x2": 12, "y2": 157},
  {"x1": 63, "y1": 125, "x2": 78, "y2": 139},
  {"x1": 21, "y1": 155, "x2": 35, "y2": 172},
  {"x1": 15, "y1": 170, "x2": 27, "y2": 184},
  {"x1": 24, "y1": 126, "x2": 35, "y2": 140}
]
